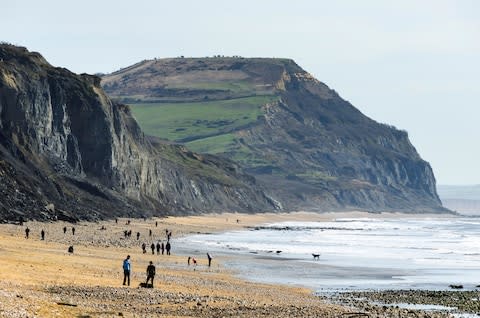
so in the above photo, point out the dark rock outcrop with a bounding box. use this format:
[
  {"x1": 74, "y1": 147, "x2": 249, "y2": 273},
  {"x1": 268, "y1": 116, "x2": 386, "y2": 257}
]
[
  {"x1": 103, "y1": 57, "x2": 447, "y2": 213},
  {"x1": 0, "y1": 45, "x2": 278, "y2": 222}
]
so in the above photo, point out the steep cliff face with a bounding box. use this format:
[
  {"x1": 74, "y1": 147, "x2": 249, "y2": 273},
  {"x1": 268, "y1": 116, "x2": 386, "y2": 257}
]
[
  {"x1": 103, "y1": 57, "x2": 446, "y2": 213},
  {"x1": 244, "y1": 60, "x2": 441, "y2": 211},
  {"x1": 0, "y1": 45, "x2": 277, "y2": 222}
]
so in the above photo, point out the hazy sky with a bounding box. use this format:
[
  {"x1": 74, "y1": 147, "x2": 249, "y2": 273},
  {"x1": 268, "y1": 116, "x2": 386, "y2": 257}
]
[{"x1": 3, "y1": 0, "x2": 479, "y2": 185}]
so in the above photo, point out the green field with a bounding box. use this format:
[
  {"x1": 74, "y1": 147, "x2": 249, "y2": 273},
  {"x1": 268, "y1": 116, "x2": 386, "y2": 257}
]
[
  {"x1": 129, "y1": 95, "x2": 276, "y2": 145},
  {"x1": 185, "y1": 133, "x2": 237, "y2": 154}
]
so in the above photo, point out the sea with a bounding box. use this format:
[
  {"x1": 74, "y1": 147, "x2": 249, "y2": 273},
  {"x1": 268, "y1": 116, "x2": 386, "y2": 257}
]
[{"x1": 177, "y1": 215, "x2": 480, "y2": 292}]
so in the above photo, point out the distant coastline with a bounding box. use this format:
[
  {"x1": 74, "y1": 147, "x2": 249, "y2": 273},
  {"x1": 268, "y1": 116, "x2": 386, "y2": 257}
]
[{"x1": 437, "y1": 184, "x2": 480, "y2": 215}]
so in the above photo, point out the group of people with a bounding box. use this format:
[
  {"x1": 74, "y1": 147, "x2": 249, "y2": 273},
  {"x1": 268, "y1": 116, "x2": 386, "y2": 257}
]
[
  {"x1": 22, "y1": 220, "x2": 213, "y2": 290},
  {"x1": 25, "y1": 226, "x2": 76, "y2": 240},
  {"x1": 187, "y1": 253, "x2": 213, "y2": 267},
  {"x1": 123, "y1": 252, "x2": 213, "y2": 288},
  {"x1": 122, "y1": 255, "x2": 156, "y2": 287},
  {"x1": 141, "y1": 241, "x2": 171, "y2": 255}
]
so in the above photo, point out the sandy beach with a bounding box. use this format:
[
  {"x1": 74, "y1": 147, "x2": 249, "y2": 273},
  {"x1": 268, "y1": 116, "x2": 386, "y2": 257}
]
[{"x1": 0, "y1": 212, "x2": 464, "y2": 317}]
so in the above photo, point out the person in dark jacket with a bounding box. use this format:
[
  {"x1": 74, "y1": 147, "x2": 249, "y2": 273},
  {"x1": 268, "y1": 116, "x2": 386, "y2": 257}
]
[
  {"x1": 165, "y1": 241, "x2": 171, "y2": 255},
  {"x1": 145, "y1": 261, "x2": 156, "y2": 287},
  {"x1": 207, "y1": 253, "x2": 213, "y2": 267}
]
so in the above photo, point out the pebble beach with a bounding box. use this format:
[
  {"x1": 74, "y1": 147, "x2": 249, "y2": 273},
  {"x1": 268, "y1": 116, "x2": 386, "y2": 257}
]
[{"x1": 0, "y1": 212, "x2": 477, "y2": 317}]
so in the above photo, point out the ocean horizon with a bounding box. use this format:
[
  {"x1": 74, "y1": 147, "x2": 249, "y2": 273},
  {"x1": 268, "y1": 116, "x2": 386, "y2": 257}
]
[{"x1": 177, "y1": 214, "x2": 480, "y2": 293}]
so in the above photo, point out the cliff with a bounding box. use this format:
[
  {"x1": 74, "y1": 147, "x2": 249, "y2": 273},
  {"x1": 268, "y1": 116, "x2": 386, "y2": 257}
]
[
  {"x1": 102, "y1": 57, "x2": 447, "y2": 213},
  {"x1": 0, "y1": 45, "x2": 278, "y2": 222}
]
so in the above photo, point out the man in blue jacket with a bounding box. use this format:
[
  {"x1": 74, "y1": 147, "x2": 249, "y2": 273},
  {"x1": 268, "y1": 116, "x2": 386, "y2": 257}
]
[{"x1": 123, "y1": 255, "x2": 131, "y2": 286}]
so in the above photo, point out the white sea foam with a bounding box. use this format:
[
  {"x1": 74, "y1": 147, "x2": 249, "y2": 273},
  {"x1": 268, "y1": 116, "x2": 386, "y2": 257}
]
[{"x1": 177, "y1": 216, "x2": 480, "y2": 291}]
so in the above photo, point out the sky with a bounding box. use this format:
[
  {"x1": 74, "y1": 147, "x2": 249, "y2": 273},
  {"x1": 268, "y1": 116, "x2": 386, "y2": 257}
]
[{"x1": 3, "y1": 0, "x2": 479, "y2": 185}]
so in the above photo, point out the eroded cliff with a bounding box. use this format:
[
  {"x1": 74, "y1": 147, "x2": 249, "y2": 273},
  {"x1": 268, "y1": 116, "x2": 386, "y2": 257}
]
[{"x1": 0, "y1": 45, "x2": 278, "y2": 222}]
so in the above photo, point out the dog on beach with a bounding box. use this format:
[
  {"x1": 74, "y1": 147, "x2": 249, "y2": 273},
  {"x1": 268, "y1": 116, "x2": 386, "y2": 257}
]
[{"x1": 312, "y1": 253, "x2": 320, "y2": 260}]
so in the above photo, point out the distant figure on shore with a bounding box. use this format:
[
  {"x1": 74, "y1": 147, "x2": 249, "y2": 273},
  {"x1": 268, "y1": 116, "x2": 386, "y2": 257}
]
[
  {"x1": 161, "y1": 242, "x2": 165, "y2": 255},
  {"x1": 192, "y1": 257, "x2": 197, "y2": 266},
  {"x1": 115, "y1": 218, "x2": 118, "y2": 224},
  {"x1": 156, "y1": 242, "x2": 161, "y2": 255},
  {"x1": 136, "y1": 232, "x2": 140, "y2": 240},
  {"x1": 123, "y1": 255, "x2": 131, "y2": 286},
  {"x1": 207, "y1": 253, "x2": 213, "y2": 267},
  {"x1": 41, "y1": 229, "x2": 45, "y2": 240},
  {"x1": 68, "y1": 246, "x2": 74, "y2": 254},
  {"x1": 25, "y1": 227, "x2": 30, "y2": 239},
  {"x1": 167, "y1": 231, "x2": 172, "y2": 241},
  {"x1": 145, "y1": 261, "x2": 156, "y2": 287},
  {"x1": 124, "y1": 230, "x2": 128, "y2": 238},
  {"x1": 155, "y1": 221, "x2": 158, "y2": 227},
  {"x1": 149, "y1": 229, "x2": 152, "y2": 237},
  {"x1": 188, "y1": 256, "x2": 191, "y2": 266},
  {"x1": 150, "y1": 243, "x2": 155, "y2": 254},
  {"x1": 63, "y1": 226, "x2": 67, "y2": 234},
  {"x1": 72, "y1": 227, "x2": 75, "y2": 235},
  {"x1": 166, "y1": 241, "x2": 171, "y2": 255},
  {"x1": 142, "y1": 243, "x2": 146, "y2": 254}
]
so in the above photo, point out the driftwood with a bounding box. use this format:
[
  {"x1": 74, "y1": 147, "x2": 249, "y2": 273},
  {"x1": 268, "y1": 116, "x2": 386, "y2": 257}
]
[{"x1": 57, "y1": 302, "x2": 78, "y2": 307}]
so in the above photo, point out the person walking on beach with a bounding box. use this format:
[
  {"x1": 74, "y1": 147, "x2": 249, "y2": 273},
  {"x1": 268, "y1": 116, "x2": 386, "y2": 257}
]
[
  {"x1": 150, "y1": 243, "x2": 155, "y2": 255},
  {"x1": 207, "y1": 253, "x2": 213, "y2": 267},
  {"x1": 156, "y1": 242, "x2": 161, "y2": 255},
  {"x1": 25, "y1": 227, "x2": 30, "y2": 239},
  {"x1": 41, "y1": 229, "x2": 45, "y2": 240},
  {"x1": 188, "y1": 256, "x2": 191, "y2": 266},
  {"x1": 63, "y1": 226, "x2": 67, "y2": 234},
  {"x1": 72, "y1": 227, "x2": 75, "y2": 235},
  {"x1": 149, "y1": 229, "x2": 152, "y2": 237},
  {"x1": 161, "y1": 242, "x2": 165, "y2": 255},
  {"x1": 165, "y1": 241, "x2": 171, "y2": 255},
  {"x1": 123, "y1": 255, "x2": 131, "y2": 286},
  {"x1": 145, "y1": 261, "x2": 156, "y2": 287},
  {"x1": 142, "y1": 243, "x2": 146, "y2": 254},
  {"x1": 136, "y1": 232, "x2": 140, "y2": 240}
]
